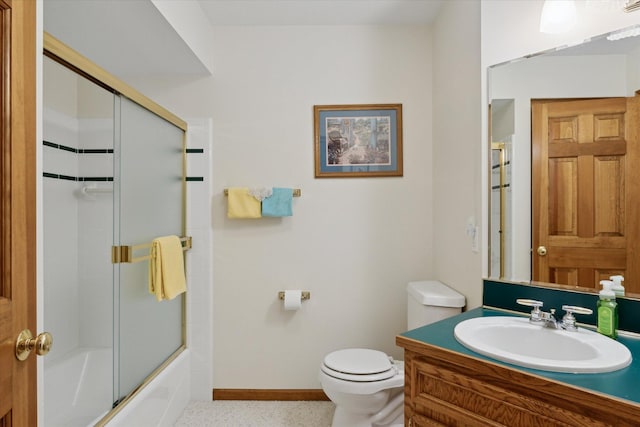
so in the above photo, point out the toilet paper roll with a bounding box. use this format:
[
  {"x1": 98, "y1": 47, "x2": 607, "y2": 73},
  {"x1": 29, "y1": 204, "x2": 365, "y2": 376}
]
[{"x1": 283, "y1": 290, "x2": 302, "y2": 311}]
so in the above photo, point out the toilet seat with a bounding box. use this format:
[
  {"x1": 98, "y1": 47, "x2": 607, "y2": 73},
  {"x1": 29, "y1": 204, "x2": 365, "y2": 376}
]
[{"x1": 322, "y1": 348, "x2": 397, "y2": 382}]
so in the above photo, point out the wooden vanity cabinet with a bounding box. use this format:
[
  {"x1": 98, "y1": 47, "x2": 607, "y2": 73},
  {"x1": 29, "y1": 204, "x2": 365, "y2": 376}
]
[{"x1": 397, "y1": 336, "x2": 640, "y2": 427}]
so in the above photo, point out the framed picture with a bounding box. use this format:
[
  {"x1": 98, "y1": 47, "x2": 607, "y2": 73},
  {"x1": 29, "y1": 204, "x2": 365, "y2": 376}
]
[{"x1": 314, "y1": 104, "x2": 403, "y2": 178}]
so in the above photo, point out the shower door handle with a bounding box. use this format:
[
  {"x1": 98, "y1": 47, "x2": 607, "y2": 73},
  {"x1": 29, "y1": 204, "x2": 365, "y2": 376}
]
[{"x1": 15, "y1": 329, "x2": 53, "y2": 361}]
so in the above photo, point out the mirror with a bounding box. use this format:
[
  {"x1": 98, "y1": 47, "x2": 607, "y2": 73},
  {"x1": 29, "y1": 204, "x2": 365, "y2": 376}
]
[{"x1": 488, "y1": 24, "x2": 640, "y2": 297}]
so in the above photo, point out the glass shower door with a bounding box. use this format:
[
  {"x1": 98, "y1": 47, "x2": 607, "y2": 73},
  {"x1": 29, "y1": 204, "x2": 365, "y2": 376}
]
[
  {"x1": 42, "y1": 55, "x2": 116, "y2": 426},
  {"x1": 114, "y1": 96, "x2": 185, "y2": 401},
  {"x1": 43, "y1": 39, "x2": 188, "y2": 424}
]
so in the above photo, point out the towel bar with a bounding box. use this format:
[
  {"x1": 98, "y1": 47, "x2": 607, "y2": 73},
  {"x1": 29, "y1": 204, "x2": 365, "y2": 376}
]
[
  {"x1": 224, "y1": 188, "x2": 301, "y2": 197},
  {"x1": 112, "y1": 236, "x2": 192, "y2": 264}
]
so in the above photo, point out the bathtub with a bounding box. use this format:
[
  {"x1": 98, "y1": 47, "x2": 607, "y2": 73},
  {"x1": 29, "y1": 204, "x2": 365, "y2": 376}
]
[
  {"x1": 44, "y1": 348, "x2": 113, "y2": 427},
  {"x1": 43, "y1": 348, "x2": 191, "y2": 427},
  {"x1": 103, "y1": 349, "x2": 191, "y2": 427}
]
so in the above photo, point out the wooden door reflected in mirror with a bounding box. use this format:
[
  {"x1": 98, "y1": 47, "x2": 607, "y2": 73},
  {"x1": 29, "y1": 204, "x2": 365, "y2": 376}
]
[{"x1": 531, "y1": 96, "x2": 640, "y2": 294}]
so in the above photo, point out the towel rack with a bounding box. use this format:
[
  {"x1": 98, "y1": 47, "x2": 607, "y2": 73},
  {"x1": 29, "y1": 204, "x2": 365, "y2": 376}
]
[
  {"x1": 112, "y1": 236, "x2": 192, "y2": 264},
  {"x1": 224, "y1": 188, "x2": 301, "y2": 197}
]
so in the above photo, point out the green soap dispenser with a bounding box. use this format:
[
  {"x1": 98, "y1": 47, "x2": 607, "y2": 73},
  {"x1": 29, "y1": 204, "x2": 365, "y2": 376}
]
[{"x1": 597, "y1": 280, "x2": 618, "y2": 339}]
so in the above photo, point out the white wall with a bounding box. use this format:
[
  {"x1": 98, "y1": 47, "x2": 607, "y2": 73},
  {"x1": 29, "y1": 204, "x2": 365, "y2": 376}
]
[
  {"x1": 130, "y1": 24, "x2": 434, "y2": 389},
  {"x1": 432, "y1": 0, "x2": 483, "y2": 309},
  {"x1": 150, "y1": 0, "x2": 215, "y2": 74}
]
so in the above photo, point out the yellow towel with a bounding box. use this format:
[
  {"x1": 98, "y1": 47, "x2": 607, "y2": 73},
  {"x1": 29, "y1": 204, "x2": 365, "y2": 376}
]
[
  {"x1": 148, "y1": 235, "x2": 187, "y2": 301},
  {"x1": 227, "y1": 187, "x2": 262, "y2": 218}
]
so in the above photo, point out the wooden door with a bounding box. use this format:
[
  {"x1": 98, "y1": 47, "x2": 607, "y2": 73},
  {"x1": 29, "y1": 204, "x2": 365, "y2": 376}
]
[
  {"x1": 0, "y1": 0, "x2": 37, "y2": 425},
  {"x1": 532, "y1": 96, "x2": 640, "y2": 293}
]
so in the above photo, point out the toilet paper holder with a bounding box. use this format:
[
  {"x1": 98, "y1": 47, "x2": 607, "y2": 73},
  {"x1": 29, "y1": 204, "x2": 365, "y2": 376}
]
[{"x1": 278, "y1": 291, "x2": 311, "y2": 301}]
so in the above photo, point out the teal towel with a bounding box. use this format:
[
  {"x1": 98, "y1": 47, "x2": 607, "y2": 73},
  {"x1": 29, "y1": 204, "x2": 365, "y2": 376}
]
[{"x1": 262, "y1": 188, "x2": 293, "y2": 217}]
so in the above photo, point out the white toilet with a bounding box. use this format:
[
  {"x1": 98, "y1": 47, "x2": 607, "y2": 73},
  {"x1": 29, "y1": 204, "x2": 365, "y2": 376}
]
[{"x1": 319, "y1": 280, "x2": 466, "y2": 427}]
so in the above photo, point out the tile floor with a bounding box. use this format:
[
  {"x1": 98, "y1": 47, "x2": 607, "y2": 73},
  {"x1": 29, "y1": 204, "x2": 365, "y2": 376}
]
[{"x1": 174, "y1": 400, "x2": 335, "y2": 427}]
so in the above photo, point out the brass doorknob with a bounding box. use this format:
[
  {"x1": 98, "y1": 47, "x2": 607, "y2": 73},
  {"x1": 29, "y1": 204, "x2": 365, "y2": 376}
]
[
  {"x1": 15, "y1": 329, "x2": 53, "y2": 361},
  {"x1": 537, "y1": 246, "x2": 547, "y2": 256}
]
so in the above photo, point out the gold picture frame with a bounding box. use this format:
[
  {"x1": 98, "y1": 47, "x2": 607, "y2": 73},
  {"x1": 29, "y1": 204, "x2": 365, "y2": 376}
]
[{"x1": 314, "y1": 104, "x2": 403, "y2": 178}]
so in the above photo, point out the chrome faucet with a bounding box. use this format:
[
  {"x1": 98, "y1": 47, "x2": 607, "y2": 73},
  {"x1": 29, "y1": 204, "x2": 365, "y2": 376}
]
[
  {"x1": 516, "y1": 299, "x2": 592, "y2": 331},
  {"x1": 539, "y1": 308, "x2": 560, "y2": 329}
]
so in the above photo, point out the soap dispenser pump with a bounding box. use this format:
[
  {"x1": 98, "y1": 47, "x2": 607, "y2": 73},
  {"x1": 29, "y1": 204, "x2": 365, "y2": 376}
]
[
  {"x1": 597, "y1": 280, "x2": 618, "y2": 339},
  {"x1": 610, "y1": 275, "x2": 625, "y2": 297}
]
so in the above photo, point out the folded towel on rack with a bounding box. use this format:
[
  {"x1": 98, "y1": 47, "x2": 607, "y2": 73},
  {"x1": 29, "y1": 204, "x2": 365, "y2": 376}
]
[
  {"x1": 227, "y1": 187, "x2": 262, "y2": 218},
  {"x1": 148, "y1": 235, "x2": 186, "y2": 301},
  {"x1": 262, "y1": 187, "x2": 293, "y2": 217},
  {"x1": 248, "y1": 187, "x2": 273, "y2": 201}
]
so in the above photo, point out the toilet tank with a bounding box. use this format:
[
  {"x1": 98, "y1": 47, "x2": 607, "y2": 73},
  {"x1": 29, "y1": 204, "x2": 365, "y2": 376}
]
[{"x1": 407, "y1": 280, "x2": 466, "y2": 330}]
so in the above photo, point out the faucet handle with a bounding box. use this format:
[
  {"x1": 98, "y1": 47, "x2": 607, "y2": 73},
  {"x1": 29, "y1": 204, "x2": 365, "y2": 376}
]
[
  {"x1": 561, "y1": 305, "x2": 593, "y2": 331},
  {"x1": 562, "y1": 305, "x2": 593, "y2": 316},
  {"x1": 516, "y1": 299, "x2": 544, "y2": 322},
  {"x1": 516, "y1": 299, "x2": 543, "y2": 308}
]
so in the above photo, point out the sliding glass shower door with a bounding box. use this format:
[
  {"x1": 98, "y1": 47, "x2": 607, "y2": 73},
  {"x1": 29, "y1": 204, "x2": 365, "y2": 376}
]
[
  {"x1": 114, "y1": 97, "x2": 184, "y2": 400},
  {"x1": 43, "y1": 56, "x2": 116, "y2": 426},
  {"x1": 43, "y1": 48, "x2": 186, "y2": 425}
]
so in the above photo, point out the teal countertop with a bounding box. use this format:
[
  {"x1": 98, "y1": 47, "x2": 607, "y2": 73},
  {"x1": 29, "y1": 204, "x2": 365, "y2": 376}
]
[{"x1": 400, "y1": 307, "x2": 640, "y2": 406}]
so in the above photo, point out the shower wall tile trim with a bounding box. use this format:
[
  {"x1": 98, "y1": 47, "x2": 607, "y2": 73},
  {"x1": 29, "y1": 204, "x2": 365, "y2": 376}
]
[
  {"x1": 44, "y1": 140, "x2": 114, "y2": 154},
  {"x1": 43, "y1": 173, "x2": 114, "y2": 182},
  {"x1": 186, "y1": 146, "x2": 204, "y2": 182},
  {"x1": 43, "y1": 141, "x2": 206, "y2": 182},
  {"x1": 43, "y1": 137, "x2": 113, "y2": 182}
]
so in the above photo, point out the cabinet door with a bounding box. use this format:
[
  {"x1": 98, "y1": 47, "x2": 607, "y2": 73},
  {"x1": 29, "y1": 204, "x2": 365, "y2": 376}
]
[{"x1": 410, "y1": 357, "x2": 606, "y2": 427}]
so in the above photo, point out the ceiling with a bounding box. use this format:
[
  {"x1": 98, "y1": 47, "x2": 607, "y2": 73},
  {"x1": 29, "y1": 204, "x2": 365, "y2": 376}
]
[
  {"x1": 44, "y1": 0, "x2": 210, "y2": 77},
  {"x1": 43, "y1": 0, "x2": 444, "y2": 80},
  {"x1": 197, "y1": 0, "x2": 445, "y2": 26}
]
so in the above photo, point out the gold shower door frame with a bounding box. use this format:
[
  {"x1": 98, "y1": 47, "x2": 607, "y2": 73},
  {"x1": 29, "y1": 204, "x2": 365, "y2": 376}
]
[
  {"x1": 491, "y1": 142, "x2": 506, "y2": 279},
  {"x1": 43, "y1": 32, "x2": 188, "y2": 426}
]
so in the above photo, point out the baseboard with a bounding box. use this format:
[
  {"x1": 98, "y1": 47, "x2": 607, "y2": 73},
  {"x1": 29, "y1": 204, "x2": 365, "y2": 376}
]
[{"x1": 212, "y1": 389, "x2": 329, "y2": 401}]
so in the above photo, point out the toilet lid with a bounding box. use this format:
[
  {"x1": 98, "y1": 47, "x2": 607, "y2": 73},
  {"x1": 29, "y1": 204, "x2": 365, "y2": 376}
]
[
  {"x1": 323, "y1": 348, "x2": 393, "y2": 376},
  {"x1": 321, "y1": 364, "x2": 397, "y2": 382}
]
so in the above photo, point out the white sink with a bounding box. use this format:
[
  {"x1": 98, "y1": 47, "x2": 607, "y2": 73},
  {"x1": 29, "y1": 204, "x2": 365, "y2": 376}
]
[{"x1": 454, "y1": 316, "x2": 632, "y2": 373}]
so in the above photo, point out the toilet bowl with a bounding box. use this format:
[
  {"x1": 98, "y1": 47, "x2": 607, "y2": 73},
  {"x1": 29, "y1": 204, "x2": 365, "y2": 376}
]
[
  {"x1": 319, "y1": 280, "x2": 466, "y2": 427},
  {"x1": 318, "y1": 348, "x2": 404, "y2": 427}
]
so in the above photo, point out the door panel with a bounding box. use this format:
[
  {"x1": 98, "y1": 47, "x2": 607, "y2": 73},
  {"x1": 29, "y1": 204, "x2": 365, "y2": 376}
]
[
  {"x1": 0, "y1": 0, "x2": 37, "y2": 425},
  {"x1": 594, "y1": 156, "x2": 624, "y2": 236},
  {"x1": 532, "y1": 96, "x2": 639, "y2": 292},
  {"x1": 548, "y1": 157, "x2": 577, "y2": 236}
]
